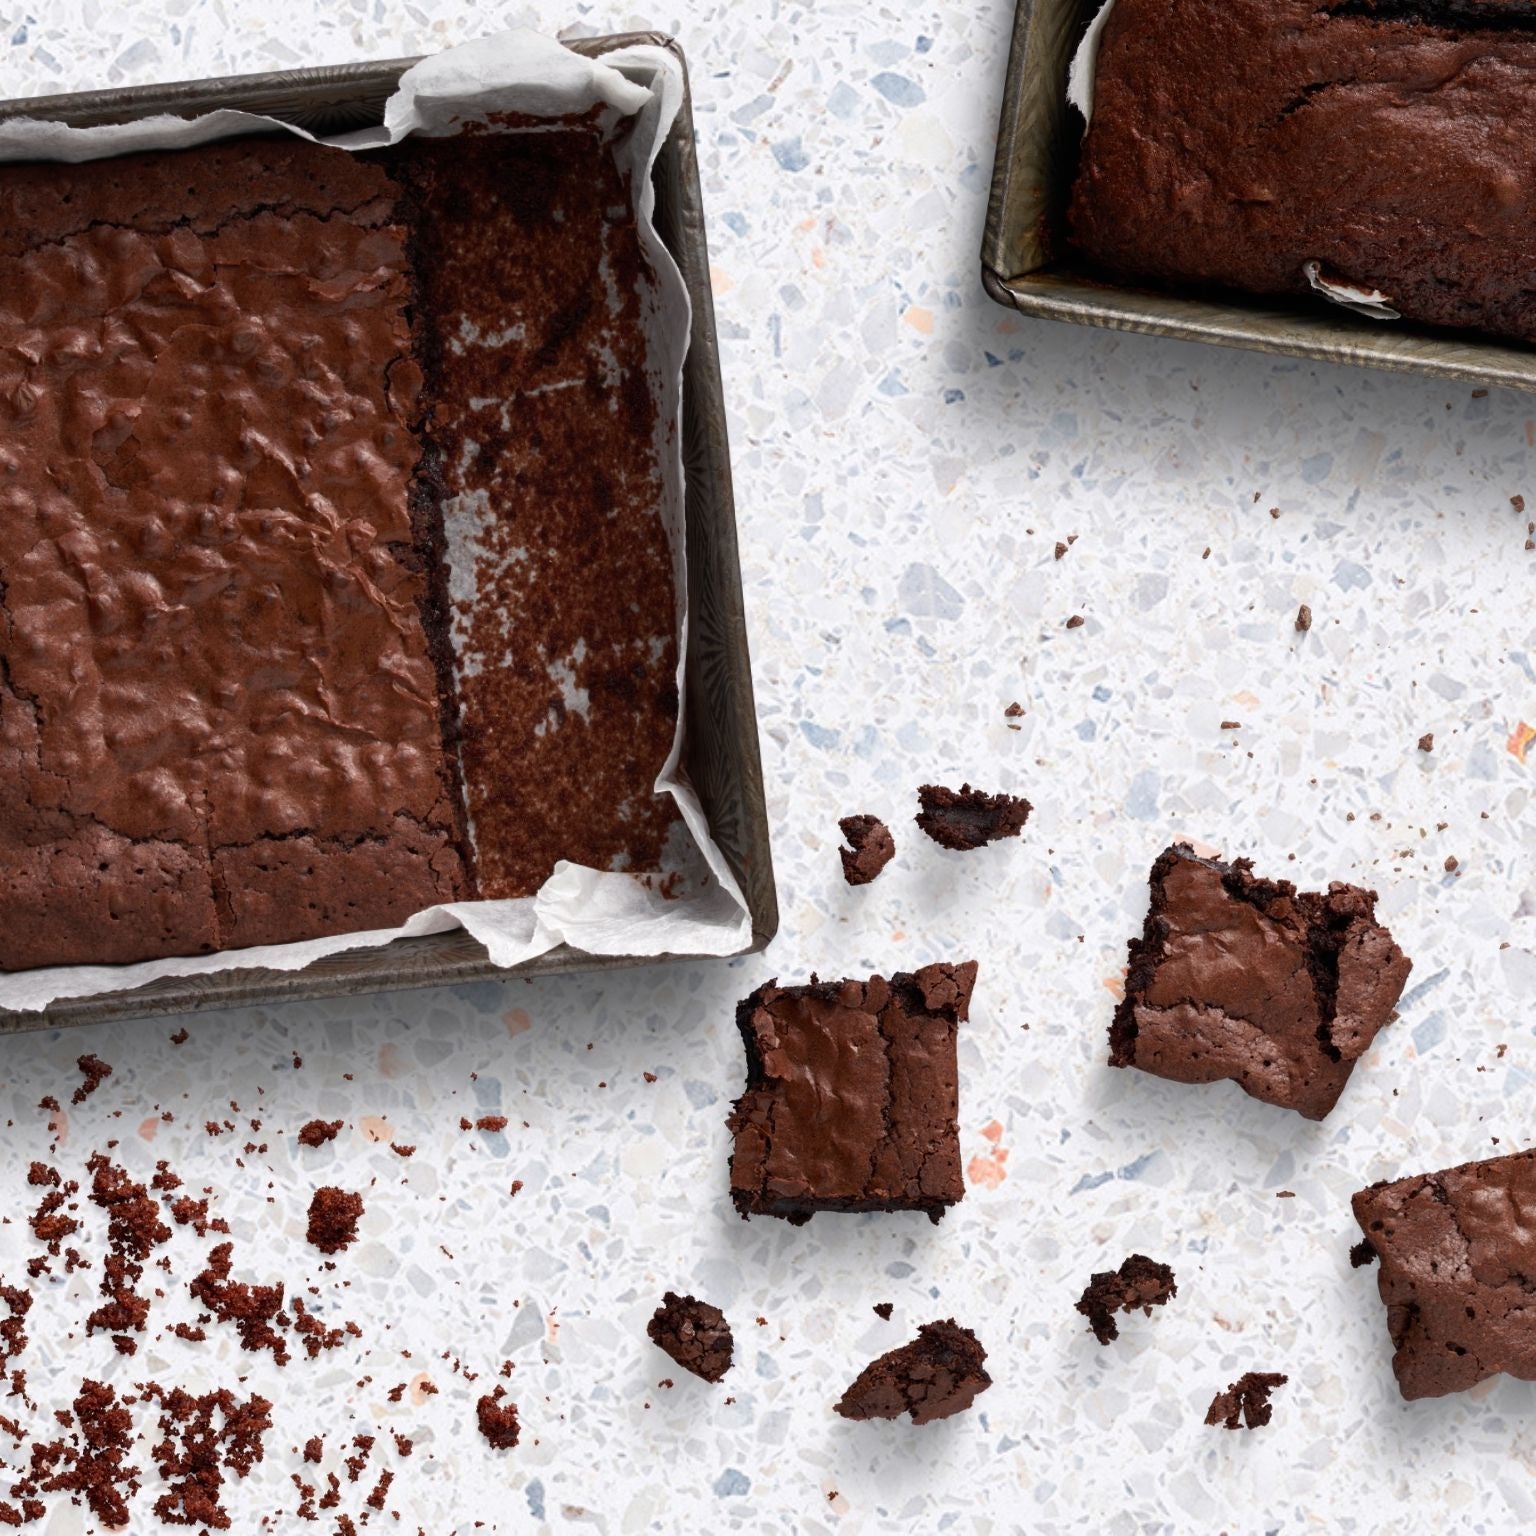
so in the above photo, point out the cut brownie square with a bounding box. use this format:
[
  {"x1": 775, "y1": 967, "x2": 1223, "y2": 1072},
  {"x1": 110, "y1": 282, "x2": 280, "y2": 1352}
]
[
  {"x1": 835, "y1": 1318, "x2": 991, "y2": 1425},
  {"x1": 1109, "y1": 845, "x2": 1411, "y2": 1120},
  {"x1": 727, "y1": 962, "x2": 976, "y2": 1224},
  {"x1": 1352, "y1": 1148, "x2": 1536, "y2": 1401}
]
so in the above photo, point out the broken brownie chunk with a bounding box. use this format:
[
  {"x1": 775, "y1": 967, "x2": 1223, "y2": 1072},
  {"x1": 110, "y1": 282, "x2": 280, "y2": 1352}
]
[
  {"x1": 915, "y1": 784, "x2": 1031, "y2": 851},
  {"x1": 646, "y1": 1292, "x2": 733, "y2": 1384},
  {"x1": 1204, "y1": 1371, "x2": 1287, "y2": 1430},
  {"x1": 1075, "y1": 1254, "x2": 1177, "y2": 1345},
  {"x1": 835, "y1": 1319, "x2": 991, "y2": 1426},
  {"x1": 838, "y1": 815, "x2": 895, "y2": 886},
  {"x1": 727, "y1": 962, "x2": 976, "y2": 1224},
  {"x1": 1352, "y1": 1147, "x2": 1536, "y2": 1400},
  {"x1": 1109, "y1": 844, "x2": 1411, "y2": 1120}
]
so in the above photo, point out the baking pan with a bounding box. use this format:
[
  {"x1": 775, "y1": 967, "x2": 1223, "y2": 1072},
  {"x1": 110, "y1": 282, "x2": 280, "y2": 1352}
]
[
  {"x1": 983, "y1": 0, "x2": 1536, "y2": 394},
  {"x1": 0, "y1": 34, "x2": 777, "y2": 1032}
]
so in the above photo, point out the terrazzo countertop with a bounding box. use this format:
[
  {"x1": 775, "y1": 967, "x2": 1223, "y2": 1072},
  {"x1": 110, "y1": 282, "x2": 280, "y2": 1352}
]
[{"x1": 2, "y1": 3, "x2": 1535, "y2": 1532}]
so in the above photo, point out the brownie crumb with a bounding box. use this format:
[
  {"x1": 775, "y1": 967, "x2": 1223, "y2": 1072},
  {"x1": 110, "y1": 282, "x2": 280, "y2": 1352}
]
[
  {"x1": 1054, "y1": 541, "x2": 1069, "y2": 560},
  {"x1": 189, "y1": 1244, "x2": 290, "y2": 1364},
  {"x1": 1349, "y1": 1238, "x2": 1378, "y2": 1269},
  {"x1": 390, "y1": 1143, "x2": 415, "y2": 1158},
  {"x1": 1219, "y1": 720, "x2": 1241, "y2": 731},
  {"x1": 85, "y1": 1154, "x2": 171, "y2": 1350},
  {"x1": 303, "y1": 1436, "x2": 324, "y2": 1464},
  {"x1": 139, "y1": 1383, "x2": 273, "y2": 1528},
  {"x1": 1295, "y1": 603, "x2": 1312, "y2": 632},
  {"x1": 1513, "y1": 494, "x2": 1526, "y2": 513},
  {"x1": 306, "y1": 1188, "x2": 364, "y2": 1254},
  {"x1": 19, "y1": 1379, "x2": 140, "y2": 1526},
  {"x1": 72, "y1": 1054, "x2": 114, "y2": 1105},
  {"x1": 475, "y1": 1387, "x2": 520, "y2": 1450},
  {"x1": 297, "y1": 1119, "x2": 344, "y2": 1148},
  {"x1": 508, "y1": 1180, "x2": 524, "y2": 1197},
  {"x1": 1205, "y1": 1371, "x2": 1288, "y2": 1430},
  {"x1": 915, "y1": 784, "x2": 1031, "y2": 851},
  {"x1": 872, "y1": 1302, "x2": 894, "y2": 1321},
  {"x1": 646, "y1": 1292, "x2": 734, "y2": 1383},
  {"x1": 1065, "y1": 614, "x2": 1085, "y2": 629},
  {"x1": 1004, "y1": 702, "x2": 1024, "y2": 731},
  {"x1": 474, "y1": 1115, "x2": 508, "y2": 1132},
  {"x1": 1418, "y1": 732, "x2": 1434, "y2": 753},
  {"x1": 835, "y1": 1319, "x2": 990, "y2": 1426},
  {"x1": 1074, "y1": 1254, "x2": 1177, "y2": 1345},
  {"x1": 838, "y1": 815, "x2": 895, "y2": 887}
]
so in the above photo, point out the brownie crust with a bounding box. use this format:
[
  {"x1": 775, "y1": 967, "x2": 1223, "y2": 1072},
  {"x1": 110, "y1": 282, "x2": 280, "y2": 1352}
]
[
  {"x1": 727, "y1": 962, "x2": 976, "y2": 1224},
  {"x1": 1352, "y1": 1147, "x2": 1536, "y2": 1400},
  {"x1": 1071, "y1": 0, "x2": 1536, "y2": 345},
  {"x1": 1110, "y1": 845, "x2": 1411, "y2": 1120}
]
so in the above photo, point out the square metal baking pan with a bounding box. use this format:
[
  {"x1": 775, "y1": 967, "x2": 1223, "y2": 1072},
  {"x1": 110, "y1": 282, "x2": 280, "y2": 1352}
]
[
  {"x1": 0, "y1": 34, "x2": 777, "y2": 1032},
  {"x1": 983, "y1": 0, "x2": 1536, "y2": 394}
]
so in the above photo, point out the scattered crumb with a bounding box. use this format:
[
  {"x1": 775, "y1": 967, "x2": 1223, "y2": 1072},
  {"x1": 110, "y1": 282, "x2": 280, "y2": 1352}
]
[
  {"x1": 72, "y1": 1054, "x2": 114, "y2": 1106},
  {"x1": 305, "y1": 1188, "x2": 364, "y2": 1255},
  {"x1": 1220, "y1": 720, "x2": 1241, "y2": 731},
  {"x1": 1418, "y1": 733, "x2": 1435, "y2": 753},
  {"x1": 873, "y1": 1303, "x2": 893, "y2": 1321},
  {"x1": 169, "y1": 1029, "x2": 189, "y2": 1046},
  {"x1": 297, "y1": 1120, "x2": 344, "y2": 1149},
  {"x1": 1205, "y1": 1372, "x2": 1287, "y2": 1430},
  {"x1": 1064, "y1": 614, "x2": 1085, "y2": 630},
  {"x1": 1295, "y1": 603, "x2": 1312, "y2": 632}
]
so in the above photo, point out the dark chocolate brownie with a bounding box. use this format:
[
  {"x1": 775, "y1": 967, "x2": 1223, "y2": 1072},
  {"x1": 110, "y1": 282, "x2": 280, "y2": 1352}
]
[
  {"x1": 0, "y1": 121, "x2": 677, "y2": 969},
  {"x1": 835, "y1": 1319, "x2": 991, "y2": 1426},
  {"x1": 727, "y1": 962, "x2": 976, "y2": 1224},
  {"x1": 1110, "y1": 845, "x2": 1411, "y2": 1120},
  {"x1": 1205, "y1": 1371, "x2": 1287, "y2": 1431},
  {"x1": 646, "y1": 1292, "x2": 733, "y2": 1384},
  {"x1": 838, "y1": 815, "x2": 895, "y2": 886},
  {"x1": 1070, "y1": 0, "x2": 1536, "y2": 345},
  {"x1": 1352, "y1": 1147, "x2": 1536, "y2": 1400},
  {"x1": 915, "y1": 784, "x2": 1031, "y2": 851},
  {"x1": 1075, "y1": 1254, "x2": 1177, "y2": 1345}
]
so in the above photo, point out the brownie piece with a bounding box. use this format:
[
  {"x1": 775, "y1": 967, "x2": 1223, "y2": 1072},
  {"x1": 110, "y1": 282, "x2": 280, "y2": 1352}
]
[
  {"x1": 838, "y1": 815, "x2": 894, "y2": 886},
  {"x1": 835, "y1": 1319, "x2": 991, "y2": 1426},
  {"x1": 1070, "y1": 0, "x2": 1536, "y2": 345},
  {"x1": 1109, "y1": 845, "x2": 1411, "y2": 1120},
  {"x1": 1352, "y1": 1148, "x2": 1536, "y2": 1400},
  {"x1": 727, "y1": 962, "x2": 976, "y2": 1224},
  {"x1": 646, "y1": 1292, "x2": 733, "y2": 1384},
  {"x1": 1205, "y1": 1372, "x2": 1287, "y2": 1431},
  {"x1": 1075, "y1": 1254, "x2": 1177, "y2": 1345},
  {"x1": 914, "y1": 784, "x2": 1031, "y2": 851}
]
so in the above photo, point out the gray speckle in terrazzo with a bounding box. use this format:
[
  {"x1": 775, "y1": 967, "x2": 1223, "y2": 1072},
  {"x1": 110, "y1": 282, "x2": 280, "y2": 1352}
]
[{"x1": 0, "y1": 1, "x2": 1535, "y2": 1532}]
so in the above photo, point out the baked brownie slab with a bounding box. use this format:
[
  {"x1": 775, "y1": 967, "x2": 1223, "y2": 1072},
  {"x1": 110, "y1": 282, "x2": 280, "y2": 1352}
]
[
  {"x1": 727, "y1": 962, "x2": 976, "y2": 1224},
  {"x1": 1071, "y1": 0, "x2": 1536, "y2": 345},
  {"x1": 1110, "y1": 845, "x2": 1410, "y2": 1120},
  {"x1": 0, "y1": 138, "x2": 465, "y2": 968},
  {"x1": 1353, "y1": 1148, "x2": 1536, "y2": 1400}
]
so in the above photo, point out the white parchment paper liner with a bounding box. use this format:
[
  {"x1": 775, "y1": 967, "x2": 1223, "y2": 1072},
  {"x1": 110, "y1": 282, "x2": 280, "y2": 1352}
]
[
  {"x1": 1066, "y1": 1, "x2": 1401, "y2": 320},
  {"x1": 0, "y1": 30, "x2": 751, "y2": 1013}
]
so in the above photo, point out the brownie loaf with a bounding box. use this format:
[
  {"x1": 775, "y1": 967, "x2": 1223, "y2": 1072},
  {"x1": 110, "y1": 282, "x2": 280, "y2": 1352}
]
[
  {"x1": 1070, "y1": 0, "x2": 1536, "y2": 343},
  {"x1": 0, "y1": 125, "x2": 678, "y2": 971}
]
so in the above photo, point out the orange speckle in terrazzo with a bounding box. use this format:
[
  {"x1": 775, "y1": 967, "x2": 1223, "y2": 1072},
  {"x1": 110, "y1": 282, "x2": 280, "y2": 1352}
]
[
  {"x1": 137, "y1": 1116, "x2": 159, "y2": 1143},
  {"x1": 709, "y1": 265, "x2": 734, "y2": 296},
  {"x1": 1509, "y1": 721, "x2": 1536, "y2": 764},
  {"x1": 358, "y1": 1116, "x2": 395, "y2": 1144},
  {"x1": 902, "y1": 305, "x2": 934, "y2": 336},
  {"x1": 503, "y1": 1008, "x2": 532, "y2": 1038},
  {"x1": 980, "y1": 1119, "x2": 1004, "y2": 1144},
  {"x1": 1103, "y1": 973, "x2": 1126, "y2": 1000},
  {"x1": 409, "y1": 1373, "x2": 437, "y2": 1406},
  {"x1": 378, "y1": 1043, "x2": 403, "y2": 1079},
  {"x1": 968, "y1": 1137, "x2": 1010, "y2": 1191}
]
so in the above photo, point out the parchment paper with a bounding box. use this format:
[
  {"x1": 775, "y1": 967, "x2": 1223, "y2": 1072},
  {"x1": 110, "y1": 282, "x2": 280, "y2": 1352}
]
[
  {"x1": 1066, "y1": 1, "x2": 1402, "y2": 319},
  {"x1": 0, "y1": 30, "x2": 751, "y2": 1013}
]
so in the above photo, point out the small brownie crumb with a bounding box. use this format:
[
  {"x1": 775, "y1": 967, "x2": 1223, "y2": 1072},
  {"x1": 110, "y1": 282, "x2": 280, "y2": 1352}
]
[
  {"x1": 306, "y1": 1188, "x2": 364, "y2": 1254},
  {"x1": 1295, "y1": 604, "x2": 1312, "y2": 632},
  {"x1": 915, "y1": 784, "x2": 1031, "y2": 851},
  {"x1": 297, "y1": 1119, "x2": 344, "y2": 1148},
  {"x1": 838, "y1": 815, "x2": 895, "y2": 886},
  {"x1": 1074, "y1": 1254, "x2": 1177, "y2": 1345},
  {"x1": 835, "y1": 1319, "x2": 991, "y2": 1426},
  {"x1": 1204, "y1": 1372, "x2": 1288, "y2": 1430},
  {"x1": 1065, "y1": 614, "x2": 1085, "y2": 629},
  {"x1": 646, "y1": 1292, "x2": 734, "y2": 1383},
  {"x1": 475, "y1": 1387, "x2": 520, "y2": 1450},
  {"x1": 390, "y1": 1143, "x2": 415, "y2": 1158},
  {"x1": 72, "y1": 1054, "x2": 113, "y2": 1105},
  {"x1": 873, "y1": 1302, "x2": 894, "y2": 1321},
  {"x1": 1349, "y1": 1239, "x2": 1377, "y2": 1269},
  {"x1": 169, "y1": 1028, "x2": 190, "y2": 1045},
  {"x1": 1418, "y1": 732, "x2": 1435, "y2": 753}
]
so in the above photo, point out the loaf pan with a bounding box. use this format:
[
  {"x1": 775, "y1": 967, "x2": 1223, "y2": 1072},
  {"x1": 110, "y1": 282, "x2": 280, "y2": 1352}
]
[
  {"x1": 983, "y1": 0, "x2": 1536, "y2": 394},
  {"x1": 0, "y1": 34, "x2": 777, "y2": 1032}
]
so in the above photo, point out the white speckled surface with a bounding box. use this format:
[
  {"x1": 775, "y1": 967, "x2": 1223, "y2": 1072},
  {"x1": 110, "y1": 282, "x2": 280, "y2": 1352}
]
[{"x1": 2, "y1": 3, "x2": 1535, "y2": 1532}]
